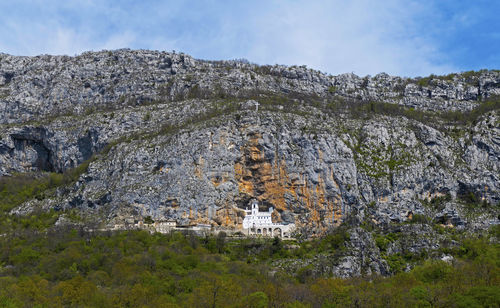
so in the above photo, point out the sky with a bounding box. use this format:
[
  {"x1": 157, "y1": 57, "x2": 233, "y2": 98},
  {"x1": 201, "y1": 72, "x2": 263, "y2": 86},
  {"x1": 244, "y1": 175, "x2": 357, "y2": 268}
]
[{"x1": 0, "y1": 0, "x2": 498, "y2": 77}]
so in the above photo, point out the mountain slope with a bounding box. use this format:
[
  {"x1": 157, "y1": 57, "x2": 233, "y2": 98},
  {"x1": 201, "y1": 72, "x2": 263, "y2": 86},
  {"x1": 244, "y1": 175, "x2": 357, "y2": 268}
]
[{"x1": 0, "y1": 49, "x2": 499, "y2": 276}]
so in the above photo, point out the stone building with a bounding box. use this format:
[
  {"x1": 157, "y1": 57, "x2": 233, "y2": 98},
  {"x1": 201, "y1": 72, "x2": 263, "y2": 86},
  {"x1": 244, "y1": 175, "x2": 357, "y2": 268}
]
[
  {"x1": 153, "y1": 220, "x2": 177, "y2": 233},
  {"x1": 242, "y1": 199, "x2": 295, "y2": 238}
]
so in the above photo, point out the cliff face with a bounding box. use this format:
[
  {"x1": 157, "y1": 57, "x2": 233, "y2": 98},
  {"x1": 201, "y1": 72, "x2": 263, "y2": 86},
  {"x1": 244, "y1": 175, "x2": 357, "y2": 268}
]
[
  {"x1": 3, "y1": 97, "x2": 498, "y2": 230},
  {"x1": 1, "y1": 49, "x2": 499, "y2": 276},
  {"x1": 1, "y1": 49, "x2": 500, "y2": 126}
]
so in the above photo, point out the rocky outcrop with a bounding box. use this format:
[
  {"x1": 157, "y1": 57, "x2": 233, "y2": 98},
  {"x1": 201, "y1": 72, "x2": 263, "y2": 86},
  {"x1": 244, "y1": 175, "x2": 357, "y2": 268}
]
[
  {"x1": 1, "y1": 50, "x2": 499, "y2": 277},
  {"x1": 272, "y1": 227, "x2": 389, "y2": 278},
  {"x1": 5, "y1": 99, "x2": 497, "y2": 235},
  {"x1": 1, "y1": 50, "x2": 499, "y2": 125}
]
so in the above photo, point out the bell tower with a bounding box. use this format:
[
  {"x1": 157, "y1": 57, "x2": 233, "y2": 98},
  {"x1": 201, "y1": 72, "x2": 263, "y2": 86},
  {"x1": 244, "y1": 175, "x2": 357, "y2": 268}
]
[{"x1": 251, "y1": 199, "x2": 258, "y2": 215}]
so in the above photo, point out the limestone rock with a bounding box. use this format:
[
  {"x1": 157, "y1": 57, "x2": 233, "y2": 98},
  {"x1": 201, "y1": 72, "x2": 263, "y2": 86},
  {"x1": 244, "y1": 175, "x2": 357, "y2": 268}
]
[{"x1": 1, "y1": 49, "x2": 499, "y2": 277}]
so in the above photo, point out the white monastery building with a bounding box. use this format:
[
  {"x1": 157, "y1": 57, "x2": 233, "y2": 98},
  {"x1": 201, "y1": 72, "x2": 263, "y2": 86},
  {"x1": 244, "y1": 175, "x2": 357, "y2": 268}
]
[{"x1": 242, "y1": 199, "x2": 295, "y2": 238}]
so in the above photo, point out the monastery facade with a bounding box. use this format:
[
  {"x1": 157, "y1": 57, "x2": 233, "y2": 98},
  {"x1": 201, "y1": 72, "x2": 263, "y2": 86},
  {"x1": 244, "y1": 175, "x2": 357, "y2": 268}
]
[
  {"x1": 111, "y1": 200, "x2": 295, "y2": 238},
  {"x1": 242, "y1": 199, "x2": 295, "y2": 238}
]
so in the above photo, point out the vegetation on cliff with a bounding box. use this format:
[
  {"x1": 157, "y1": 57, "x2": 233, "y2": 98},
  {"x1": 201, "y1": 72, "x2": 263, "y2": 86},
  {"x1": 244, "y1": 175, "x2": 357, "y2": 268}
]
[{"x1": 1, "y1": 50, "x2": 499, "y2": 306}]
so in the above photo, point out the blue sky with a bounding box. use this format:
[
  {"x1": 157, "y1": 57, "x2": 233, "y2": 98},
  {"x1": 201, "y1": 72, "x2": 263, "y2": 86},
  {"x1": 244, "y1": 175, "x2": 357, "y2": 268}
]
[{"x1": 0, "y1": 0, "x2": 498, "y2": 77}]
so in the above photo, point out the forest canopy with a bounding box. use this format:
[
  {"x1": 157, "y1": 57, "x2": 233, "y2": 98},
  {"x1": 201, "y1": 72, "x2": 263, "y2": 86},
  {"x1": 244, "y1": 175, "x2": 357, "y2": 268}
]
[{"x1": 0, "y1": 227, "x2": 498, "y2": 307}]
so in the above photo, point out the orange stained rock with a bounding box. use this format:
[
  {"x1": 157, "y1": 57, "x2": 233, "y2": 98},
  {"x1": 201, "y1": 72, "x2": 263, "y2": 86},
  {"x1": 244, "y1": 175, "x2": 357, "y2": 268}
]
[
  {"x1": 234, "y1": 162, "x2": 254, "y2": 194},
  {"x1": 250, "y1": 146, "x2": 263, "y2": 161},
  {"x1": 425, "y1": 191, "x2": 446, "y2": 201},
  {"x1": 211, "y1": 177, "x2": 221, "y2": 187},
  {"x1": 234, "y1": 132, "x2": 343, "y2": 229},
  {"x1": 214, "y1": 204, "x2": 242, "y2": 229},
  {"x1": 168, "y1": 199, "x2": 179, "y2": 207},
  {"x1": 317, "y1": 174, "x2": 326, "y2": 206},
  {"x1": 190, "y1": 214, "x2": 214, "y2": 226},
  {"x1": 210, "y1": 174, "x2": 229, "y2": 188},
  {"x1": 249, "y1": 132, "x2": 261, "y2": 145},
  {"x1": 378, "y1": 196, "x2": 388, "y2": 203}
]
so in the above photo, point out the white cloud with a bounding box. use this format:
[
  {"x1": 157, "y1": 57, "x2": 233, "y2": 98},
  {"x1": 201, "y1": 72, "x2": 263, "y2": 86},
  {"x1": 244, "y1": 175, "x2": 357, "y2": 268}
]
[
  {"x1": 101, "y1": 32, "x2": 137, "y2": 51},
  {"x1": 0, "y1": 0, "x2": 459, "y2": 76},
  {"x1": 239, "y1": 0, "x2": 456, "y2": 76},
  {"x1": 47, "y1": 28, "x2": 88, "y2": 55}
]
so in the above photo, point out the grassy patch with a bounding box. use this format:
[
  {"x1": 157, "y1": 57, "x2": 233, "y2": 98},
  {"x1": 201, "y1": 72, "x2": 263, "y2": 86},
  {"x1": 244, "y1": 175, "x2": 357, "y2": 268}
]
[{"x1": 0, "y1": 158, "x2": 93, "y2": 213}]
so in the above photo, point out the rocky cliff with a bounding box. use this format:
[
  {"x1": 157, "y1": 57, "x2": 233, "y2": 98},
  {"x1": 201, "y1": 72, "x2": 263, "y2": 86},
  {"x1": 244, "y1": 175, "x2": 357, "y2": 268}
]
[
  {"x1": 1, "y1": 49, "x2": 499, "y2": 276},
  {"x1": 2, "y1": 49, "x2": 500, "y2": 126}
]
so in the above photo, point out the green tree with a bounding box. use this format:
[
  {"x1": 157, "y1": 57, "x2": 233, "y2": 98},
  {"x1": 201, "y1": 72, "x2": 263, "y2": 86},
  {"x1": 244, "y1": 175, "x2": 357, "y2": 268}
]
[
  {"x1": 239, "y1": 291, "x2": 269, "y2": 308},
  {"x1": 216, "y1": 231, "x2": 227, "y2": 254},
  {"x1": 54, "y1": 275, "x2": 104, "y2": 307},
  {"x1": 310, "y1": 278, "x2": 352, "y2": 307},
  {"x1": 188, "y1": 273, "x2": 241, "y2": 308}
]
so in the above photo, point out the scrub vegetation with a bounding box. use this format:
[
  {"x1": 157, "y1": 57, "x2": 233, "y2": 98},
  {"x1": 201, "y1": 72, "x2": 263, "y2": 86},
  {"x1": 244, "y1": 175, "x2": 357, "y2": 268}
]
[{"x1": 0, "y1": 225, "x2": 498, "y2": 307}]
